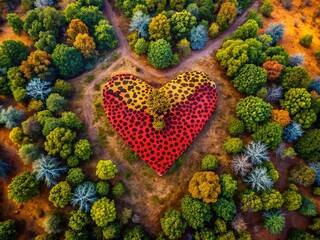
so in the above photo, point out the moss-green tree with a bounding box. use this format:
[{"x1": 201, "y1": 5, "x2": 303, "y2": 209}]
[
  {"x1": 282, "y1": 184, "x2": 302, "y2": 211},
  {"x1": 296, "y1": 129, "x2": 320, "y2": 162},
  {"x1": 90, "y1": 197, "x2": 117, "y2": 227},
  {"x1": 148, "y1": 39, "x2": 173, "y2": 69},
  {"x1": 96, "y1": 160, "x2": 118, "y2": 180},
  {"x1": 74, "y1": 139, "x2": 93, "y2": 161},
  {"x1": 252, "y1": 121, "x2": 283, "y2": 149},
  {"x1": 160, "y1": 209, "x2": 187, "y2": 239},
  {"x1": 260, "y1": 0, "x2": 274, "y2": 17},
  {"x1": 170, "y1": 10, "x2": 197, "y2": 40},
  {"x1": 49, "y1": 181, "x2": 72, "y2": 208},
  {"x1": 0, "y1": 220, "x2": 16, "y2": 240},
  {"x1": 7, "y1": 14, "x2": 24, "y2": 35}
]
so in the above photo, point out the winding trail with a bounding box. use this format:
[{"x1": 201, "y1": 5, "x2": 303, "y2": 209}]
[{"x1": 77, "y1": 0, "x2": 260, "y2": 153}]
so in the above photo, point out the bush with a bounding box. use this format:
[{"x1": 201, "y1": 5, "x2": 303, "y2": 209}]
[
  {"x1": 216, "y1": 1, "x2": 237, "y2": 30},
  {"x1": 281, "y1": 66, "x2": 311, "y2": 90},
  {"x1": 263, "y1": 210, "x2": 285, "y2": 234},
  {"x1": 208, "y1": 22, "x2": 219, "y2": 39},
  {"x1": 252, "y1": 121, "x2": 283, "y2": 149},
  {"x1": 0, "y1": 220, "x2": 16, "y2": 240},
  {"x1": 293, "y1": 108, "x2": 317, "y2": 129},
  {"x1": 52, "y1": 79, "x2": 72, "y2": 97},
  {"x1": 263, "y1": 161, "x2": 279, "y2": 183},
  {"x1": 134, "y1": 38, "x2": 148, "y2": 55},
  {"x1": 176, "y1": 38, "x2": 191, "y2": 58},
  {"x1": 289, "y1": 165, "x2": 316, "y2": 187},
  {"x1": 96, "y1": 160, "x2": 118, "y2": 180},
  {"x1": 282, "y1": 184, "x2": 302, "y2": 211},
  {"x1": 299, "y1": 34, "x2": 313, "y2": 48},
  {"x1": 236, "y1": 96, "x2": 272, "y2": 132},
  {"x1": 74, "y1": 139, "x2": 93, "y2": 161},
  {"x1": 296, "y1": 129, "x2": 320, "y2": 162},
  {"x1": 231, "y1": 19, "x2": 259, "y2": 40},
  {"x1": 223, "y1": 137, "x2": 244, "y2": 154},
  {"x1": 260, "y1": 0, "x2": 274, "y2": 17},
  {"x1": 262, "y1": 61, "x2": 283, "y2": 81},
  {"x1": 147, "y1": 39, "x2": 172, "y2": 69},
  {"x1": 240, "y1": 190, "x2": 262, "y2": 212},
  {"x1": 46, "y1": 93, "x2": 68, "y2": 113},
  {"x1": 212, "y1": 198, "x2": 237, "y2": 222},
  {"x1": 112, "y1": 182, "x2": 126, "y2": 197},
  {"x1": 280, "y1": 88, "x2": 312, "y2": 115},
  {"x1": 66, "y1": 168, "x2": 85, "y2": 186},
  {"x1": 247, "y1": 10, "x2": 263, "y2": 27},
  {"x1": 261, "y1": 189, "x2": 284, "y2": 210},
  {"x1": 201, "y1": 154, "x2": 219, "y2": 171},
  {"x1": 19, "y1": 144, "x2": 40, "y2": 165},
  {"x1": 96, "y1": 181, "x2": 110, "y2": 196},
  {"x1": 299, "y1": 196, "x2": 317, "y2": 216},
  {"x1": 195, "y1": 228, "x2": 215, "y2": 240},
  {"x1": 43, "y1": 211, "x2": 63, "y2": 234},
  {"x1": 68, "y1": 210, "x2": 89, "y2": 232},
  {"x1": 188, "y1": 171, "x2": 221, "y2": 203},
  {"x1": 49, "y1": 181, "x2": 72, "y2": 208},
  {"x1": 228, "y1": 118, "x2": 245, "y2": 136},
  {"x1": 90, "y1": 197, "x2": 117, "y2": 227},
  {"x1": 220, "y1": 174, "x2": 237, "y2": 199},
  {"x1": 8, "y1": 171, "x2": 39, "y2": 203},
  {"x1": 160, "y1": 210, "x2": 187, "y2": 239},
  {"x1": 124, "y1": 226, "x2": 149, "y2": 240}
]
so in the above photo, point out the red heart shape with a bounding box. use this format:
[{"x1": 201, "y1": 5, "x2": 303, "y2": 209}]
[{"x1": 102, "y1": 72, "x2": 217, "y2": 176}]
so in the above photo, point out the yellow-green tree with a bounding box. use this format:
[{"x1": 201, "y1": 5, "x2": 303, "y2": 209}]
[
  {"x1": 73, "y1": 33, "x2": 97, "y2": 58},
  {"x1": 148, "y1": 14, "x2": 171, "y2": 41}
]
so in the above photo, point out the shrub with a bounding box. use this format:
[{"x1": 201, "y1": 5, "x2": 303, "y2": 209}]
[
  {"x1": 265, "y1": 23, "x2": 285, "y2": 45},
  {"x1": 74, "y1": 139, "x2": 93, "y2": 161},
  {"x1": 263, "y1": 161, "x2": 279, "y2": 183},
  {"x1": 33, "y1": 155, "x2": 67, "y2": 187},
  {"x1": 96, "y1": 160, "x2": 118, "y2": 180},
  {"x1": 170, "y1": 10, "x2": 197, "y2": 40},
  {"x1": 190, "y1": 25, "x2": 208, "y2": 50},
  {"x1": 90, "y1": 197, "x2": 117, "y2": 227},
  {"x1": 281, "y1": 66, "x2": 311, "y2": 90},
  {"x1": 9, "y1": 127, "x2": 29, "y2": 146},
  {"x1": 208, "y1": 23, "x2": 219, "y2": 39},
  {"x1": 112, "y1": 182, "x2": 126, "y2": 197},
  {"x1": 195, "y1": 228, "x2": 215, "y2": 240},
  {"x1": 260, "y1": 0, "x2": 274, "y2": 17},
  {"x1": 231, "y1": 154, "x2": 252, "y2": 177},
  {"x1": 236, "y1": 96, "x2": 272, "y2": 132},
  {"x1": 176, "y1": 38, "x2": 191, "y2": 58},
  {"x1": 247, "y1": 10, "x2": 263, "y2": 27},
  {"x1": 293, "y1": 108, "x2": 317, "y2": 129},
  {"x1": 232, "y1": 64, "x2": 267, "y2": 94},
  {"x1": 299, "y1": 34, "x2": 313, "y2": 48},
  {"x1": 271, "y1": 110, "x2": 291, "y2": 127},
  {"x1": 289, "y1": 54, "x2": 305, "y2": 67},
  {"x1": 28, "y1": 99, "x2": 44, "y2": 112},
  {"x1": 71, "y1": 182, "x2": 97, "y2": 212},
  {"x1": 282, "y1": 184, "x2": 302, "y2": 211},
  {"x1": 66, "y1": 168, "x2": 85, "y2": 186},
  {"x1": 0, "y1": 220, "x2": 16, "y2": 240},
  {"x1": 52, "y1": 79, "x2": 72, "y2": 97},
  {"x1": 282, "y1": 122, "x2": 304, "y2": 143},
  {"x1": 296, "y1": 129, "x2": 320, "y2": 162},
  {"x1": 68, "y1": 210, "x2": 89, "y2": 232},
  {"x1": 228, "y1": 118, "x2": 245, "y2": 136},
  {"x1": 240, "y1": 190, "x2": 262, "y2": 212},
  {"x1": 289, "y1": 165, "x2": 316, "y2": 187},
  {"x1": 7, "y1": 14, "x2": 23, "y2": 35},
  {"x1": 46, "y1": 93, "x2": 68, "y2": 113},
  {"x1": 261, "y1": 189, "x2": 284, "y2": 210},
  {"x1": 252, "y1": 121, "x2": 283, "y2": 149},
  {"x1": 244, "y1": 167, "x2": 273, "y2": 191},
  {"x1": 201, "y1": 154, "x2": 219, "y2": 171},
  {"x1": 43, "y1": 211, "x2": 63, "y2": 234},
  {"x1": 147, "y1": 89, "x2": 170, "y2": 120},
  {"x1": 160, "y1": 210, "x2": 187, "y2": 239},
  {"x1": 223, "y1": 137, "x2": 244, "y2": 154},
  {"x1": 212, "y1": 198, "x2": 237, "y2": 222},
  {"x1": 263, "y1": 210, "x2": 285, "y2": 234},
  {"x1": 220, "y1": 174, "x2": 237, "y2": 199},
  {"x1": 181, "y1": 195, "x2": 212, "y2": 230},
  {"x1": 231, "y1": 19, "x2": 259, "y2": 40},
  {"x1": 148, "y1": 14, "x2": 171, "y2": 42},
  {"x1": 262, "y1": 61, "x2": 283, "y2": 80},
  {"x1": 280, "y1": 88, "x2": 312, "y2": 115},
  {"x1": 188, "y1": 171, "x2": 221, "y2": 203},
  {"x1": 299, "y1": 196, "x2": 317, "y2": 216},
  {"x1": 49, "y1": 181, "x2": 72, "y2": 208},
  {"x1": 134, "y1": 38, "x2": 148, "y2": 55},
  {"x1": 19, "y1": 144, "x2": 40, "y2": 165},
  {"x1": 8, "y1": 171, "x2": 39, "y2": 203},
  {"x1": 96, "y1": 181, "x2": 110, "y2": 196},
  {"x1": 148, "y1": 39, "x2": 172, "y2": 69},
  {"x1": 94, "y1": 19, "x2": 118, "y2": 51},
  {"x1": 61, "y1": 112, "x2": 81, "y2": 130},
  {"x1": 244, "y1": 141, "x2": 270, "y2": 165},
  {"x1": 214, "y1": 218, "x2": 227, "y2": 234},
  {"x1": 124, "y1": 226, "x2": 149, "y2": 240},
  {"x1": 216, "y1": 1, "x2": 237, "y2": 30}
]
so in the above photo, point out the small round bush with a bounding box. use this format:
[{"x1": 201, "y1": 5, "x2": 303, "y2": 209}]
[
  {"x1": 252, "y1": 121, "x2": 283, "y2": 149},
  {"x1": 67, "y1": 155, "x2": 79, "y2": 167},
  {"x1": 19, "y1": 143, "x2": 41, "y2": 165},
  {"x1": 282, "y1": 184, "x2": 302, "y2": 211},
  {"x1": 228, "y1": 118, "x2": 245, "y2": 136},
  {"x1": 280, "y1": 88, "x2": 312, "y2": 115},
  {"x1": 232, "y1": 64, "x2": 267, "y2": 95},
  {"x1": 263, "y1": 210, "x2": 285, "y2": 234},
  {"x1": 281, "y1": 66, "x2": 311, "y2": 90},
  {"x1": 147, "y1": 39, "x2": 172, "y2": 69},
  {"x1": 0, "y1": 219, "x2": 16, "y2": 240},
  {"x1": 96, "y1": 181, "x2": 110, "y2": 196},
  {"x1": 66, "y1": 168, "x2": 85, "y2": 186},
  {"x1": 299, "y1": 34, "x2": 313, "y2": 48},
  {"x1": 68, "y1": 210, "x2": 89, "y2": 232},
  {"x1": 153, "y1": 119, "x2": 165, "y2": 131},
  {"x1": 299, "y1": 195, "x2": 317, "y2": 216},
  {"x1": 260, "y1": 0, "x2": 274, "y2": 17},
  {"x1": 134, "y1": 38, "x2": 148, "y2": 55},
  {"x1": 96, "y1": 160, "x2": 118, "y2": 180},
  {"x1": 201, "y1": 154, "x2": 219, "y2": 171},
  {"x1": 296, "y1": 129, "x2": 320, "y2": 162},
  {"x1": 223, "y1": 138, "x2": 244, "y2": 155},
  {"x1": 208, "y1": 22, "x2": 219, "y2": 39},
  {"x1": 112, "y1": 182, "x2": 126, "y2": 197}
]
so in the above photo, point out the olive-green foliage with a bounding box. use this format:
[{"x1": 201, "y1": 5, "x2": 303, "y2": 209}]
[
  {"x1": 208, "y1": 22, "x2": 219, "y2": 39},
  {"x1": 148, "y1": 14, "x2": 171, "y2": 42},
  {"x1": 96, "y1": 181, "x2": 110, "y2": 196},
  {"x1": 119, "y1": 208, "x2": 132, "y2": 225},
  {"x1": 215, "y1": 218, "x2": 227, "y2": 233},
  {"x1": 61, "y1": 112, "x2": 82, "y2": 129},
  {"x1": 22, "y1": 116, "x2": 41, "y2": 138},
  {"x1": 231, "y1": 19, "x2": 259, "y2": 40},
  {"x1": 102, "y1": 223, "x2": 121, "y2": 239},
  {"x1": 124, "y1": 226, "x2": 149, "y2": 240},
  {"x1": 169, "y1": 0, "x2": 186, "y2": 11},
  {"x1": 220, "y1": 174, "x2": 237, "y2": 199},
  {"x1": 257, "y1": 87, "x2": 268, "y2": 100},
  {"x1": 232, "y1": 64, "x2": 267, "y2": 94},
  {"x1": 147, "y1": 89, "x2": 170, "y2": 120},
  {"x1": 280, "y1": 88, "x2": 312, "y2": 115},
  {"x1": 238, "y1": 231, "x2": 252, "y2": 240},
  {"x1": 195, "y1": 228, "x2": 215, "y2": 240},
  {"x1": 171, "y1": 53, "x2": 179, "y2": 66},
  {"x1": 134, "y1": 38, "x2": 148, "y2": 55},
  {"x1": 299, "y1": 34, "x2": 313, "y2": 48},
  {"x1": 66, "y1": 168, "x2": 85, "y2": 186},
  {"x1": 296, "y1": 129, "x2": 320, "y2": 162},
  {"x1": 0, "y1": 219, "x2": 16, "y2": 240},
  {"x1": 9, "y1": 127, "x2": 30, "y2": 146},
  {"x1": 96, "y1": 160, "x2": 118, "y2": 180},
  {"x1": 228, "y1": 118, "x2": 245, "y2": 136},
  {"x1": 313, "y1": 187, "x2": 320, "y2": 196},
  {"x1": 282, "y1": 184, "x2": 302, "y2": 211},
  {"x1": 176, "y1": 38, "x2": 191, "y2": 58},
  {"x1": 65, "y1": 230, "x2": 89, "y2": 240},
  {"x1": 240, "y1": 190, "x2": 262, "y2": 212},
  {"x1": 68, "y1": 210, "x2": 89, "y2": 232},
  {"x1": 314, "y1": 50, "x2": 320, "y2": 60},
  {"x1": 37, "y1": 110, "x2": 53, "y2": 126},
  {"x1": 148, "y1": 39, "x2": 173, "y2": 69},
  {"x1": 288, "y1": 228, "x2": 316, "y2": 240},
  {"x1": 263, "y1": 161, "x2": 279, "y2": 183},
  {"x1": 44, "y1": 127, "x2": 76, "y2": 159},
  {"x1": 74, "y1": 139, "x2": 93, "y2": 161},
  {"x1": 28, "y1": 99, "x2": 44, "y2": 112},
  {"x1": 8, "y1": 171, "x2": 39, "y2": 203},
  {"x1": 212, "y1": 198, "x2": 237, "y2": 221},
  {"x1": 90, "y1": 197, "x2": 117, "y2": 227},
  {"x1": 19, "y1": 143, "x2": 40, "y2": 165},
  {"x1": 264, "y1": 46, "x2": 290, "y2": 65},
  {"x1": 46, "y1": 93, "x2": 68, "y2": 112},
  {"x1": 169, "y1": 10, "x2": 197, "y2": 40},
  {"x1": 252, "y1": 121, "x2": 283, "y2": 149},
  {"x1": 52, "y1": 79, "x2": 73, "y2": 97},
  {"x1": 261, "y1": 189, "x2": 284, "y2": 210},
  {"x1": 299, "y1": 195, "x2": 317, "y2": 216},
  {"x1": 223, "y1": 137, "x2": 244, "y2": 154},
  {"x1": 281, "y1": 66, "x2": 312, "y2": 90},
  {"x1": 181, "y1": 195, "x2": 212, "y2": 229},
  {"x1": 42, "y1": 118, "x2": 64, "y2": 136},
  {"x1": 309, "y1": 218, "x2": 320, "y2": 235},
  {"x1": 236, "y1": 96, "x2": 272, "y2": 132},
  {"x1": 201, "y1": 154, "x2": 219, "y2": 171},
  {"x1": 112, "y1": 182, "x2": 126, "y2": 197},
  {"x1": 216, "y1": 1, "x2": 237, "y2": 30},
  {"x1": 260, "y1": 0, "x2": 274, "y2": 17},
  {"x1": 43, "y1": 211, "x2": 64, "y2": 234},
  {"x1": 247, "y1": 10, "x2": 263, "y2": 27},
  {"x1": 49, "y1": 181, "x2": 72, "y2": 208},
  {"x1": 289, "y1": 165, "x2": 316, "y2": 187},
  {"x1": 217, "y1": 231, "x2": 236, "y2": 240},
  {"x1": 263, "y1": 210, "x2": 285, "y2": 234},
  {"x1": 67, "y1": 155, "x2": 79, "y2": 167},
  {"x1": 293, "y1": 108, "x2": 317, "y2": 129},
  {"x1": 7, "y1": 14, "x2": 24, "y2": 35},
  {"x1": 0, "y1": 40, "x2": 29, "y2": 69},
  {"x1": 216, "y1": 38, "x2": 263, "y2": 77},
  {"x1": 94, "y1": 19, "x2": 118, "y2": 51},
  {"x1": 160, "y1": 209, "x2": 187, "y2": 239}
]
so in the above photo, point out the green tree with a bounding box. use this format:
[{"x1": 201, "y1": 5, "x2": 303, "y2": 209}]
[
  {"x1": 43, "y1": 211, "x2": 64, "y2": 234},
  {"x1": 212, "y1": 198, "x2": 237, "y2": 222},
  {"x1": 201, "y1": 154, "x2": 219, "y2": 171},
  {"x1": 160, "y1": 209, "x2": 187, "y2": 239},
  {"x1": 289, "y1": 165, "x2": 316, "y2": 187},
  {"x1": 61, "y1": 112, "x2": 82, "y2": 129},
  {"x1": 49, "y1": 181, "x2": 72, "y2": 208},
  {"x1": 263, "y1": 210, "x2": 285, "y2": 234},
  {"x1": 44, "y1": 127, "x2": 76, "y2": 159},
  {"x1": 66, "y1": 168, "x2": 85, "y2": 186},
  {"x1": 195, "y1": 228, "x2": 215, "y2": 240},
  {"x1": 228, "y1": 118, "x2": 245, "y2": 136},
  {"x1": 52, "y1": 44, "x2": 84, "y2": 78},
  {"x1": 240, "y1": 190, "x2": 262, "y2": 212},
  {"x1": 261, "y1": 189, "x2": 284, "y2": 210},
  {"x1": 170, "y1": 0, "x2": 186, "y2": 11},
  {"x1": 68, "y1": 210, "x2": 89, "y2": 232},
  {"x1": 35, "y1": 31, "x2": 57, "y2": 53},
  {"x1": 220, "y1": 174, "x2": 237, "y2": 199},
  {"x1": 232, "y1": 64, "x2": 267, "y2": 94},
  {"x1": 281, "y1": 66, "x2": 312, "y2": 90},
  {"x1": 216, "y1": 2, "x2": 237, "y2": 30},
  {"x1": 8, "y1": 171, "x2": 40, "y2": 203},
  {"x1": 170, "y1": 10, "x2": 197, "y2": 40},
  {"x1": 252, "y1": 121, "x2": 283, "y2": 149},
  {"x1": 260, "y1": 0, "x2": 274, "y2": 17},
  {"x1": 90, "y1": 197, "x2": 117, "y2": 227},
  {"x1": 148, "y1": 14, "x2": 171, "y2": 41},
  {"x1": 223, "y1": 137, "x2": 244, "y2": 154},
  {"x1": 96, "y1": 160, "x2": 118, "y2": 180},
  {"x1": 134, "y1": 38, "x2": 148, "y2": 55},
  {"x1": 19, "y1": 143, "x2": 40, "y2": 165},
  {"x1": 7, "y1": 14, "x2": 24, "y2": 35},
  {"x1": 46, "y1": 93, "x2": 68, "y2": 113},
  {"x1": 0, "y1": 220, "x2": 16, "y2": 240},
  {"x1": 299, "y1": 34, "x2": 313, "y2": 48},
  {"x1": 299, "y1": 196, "x2": 317, "y2": 216},
  {"x1": 52, "y1": 79, "x2": 72, "y2": 97},
  {"x1": 112, "y1": 182, "x2": 126, "y2": 197},
  {"x1": 0, "y1": 40, "x2": 29, "y2": 69},
  {"x1": 181, "y1": 195, "x2": 212, "y2": 229},
  {"x1": 280, "y1": 88, "x2": 312, "y2": 115},
  {"x1": 208, "y1": 22, "x2": 219, "y2": 39},
  {"x1": 296, "y1": 129, "x2": 320, "y2": 162},
  {"x1": 177, "y1": 38, "x2": 191, "y2": 58},
  {"x1": 124, "y1": 226, "x2": 149, "y2": 240},
  {"x1": 282, "y1": 184, "x2": 302, "y2": 211},
  {"x1": 42, "y1": 117, "x2": 64, "y2": 136},
  {"x1": 148, "y1": 39, "x2": 173, "y2": 69},
  {"x1": 96, "y1": 181, "x2": 110, "y2": 196},
  {"x1": 74, "y1": 139, "x2": 93, "y2": 161},
  {"x1": 231, "y1": 19, "x2": 259, "y2": 40}
]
